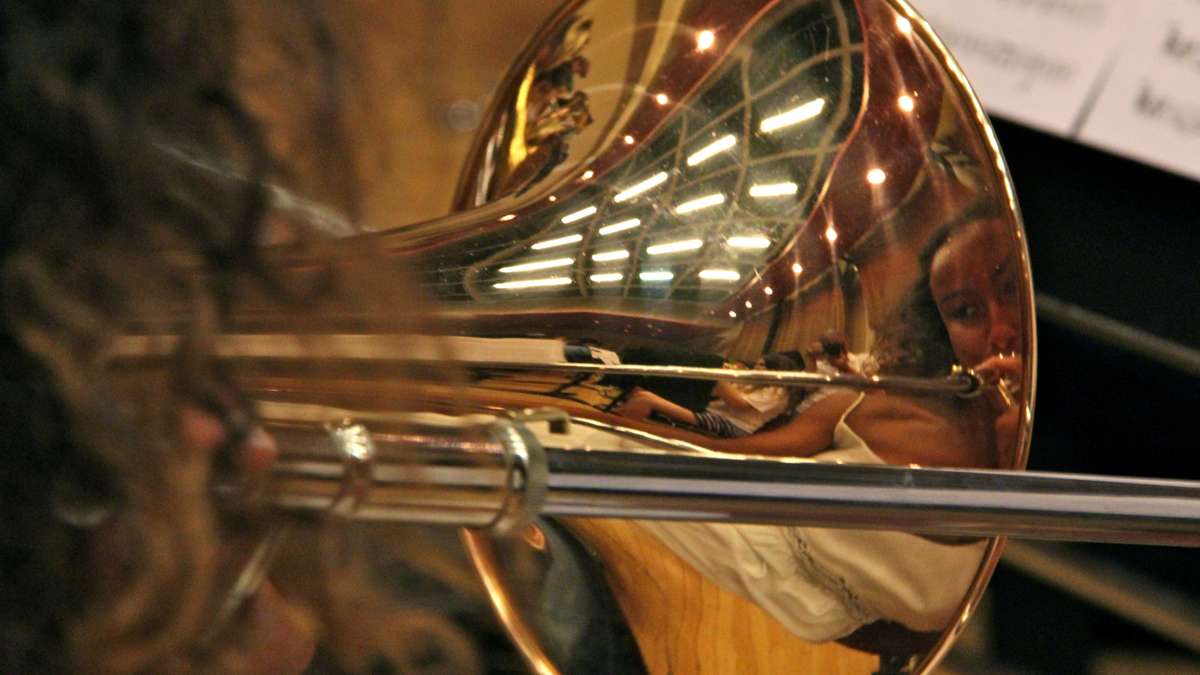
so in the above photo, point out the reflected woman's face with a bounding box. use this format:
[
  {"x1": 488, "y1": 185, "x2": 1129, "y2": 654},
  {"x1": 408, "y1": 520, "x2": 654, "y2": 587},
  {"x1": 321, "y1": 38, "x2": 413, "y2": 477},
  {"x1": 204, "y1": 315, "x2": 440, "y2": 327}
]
[{"x1": 929, "y1": 218, "x2": 1022, "y2": 368}]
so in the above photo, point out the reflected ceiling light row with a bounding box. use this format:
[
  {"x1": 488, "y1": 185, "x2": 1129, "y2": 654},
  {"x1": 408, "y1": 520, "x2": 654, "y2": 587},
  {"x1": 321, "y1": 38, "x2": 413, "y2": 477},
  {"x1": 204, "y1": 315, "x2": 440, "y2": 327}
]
[
  {"x1": 524, "y1": 237, "x2": 761, "y2": 265},
  {"x1": 686, "y1": 134, "x2": 736, "y2": 167},
  {"x1": 598, "y1": 217, "x2": 641, "y2": 235},
  {"x1": 674, "y1": 192, "x2": 725, "y2": 214},
  {"x1": 494, "y1": 276, "x2": 572, "y2": 290},
  {"x1": 531, "y1": 233, "x2": 582, "y2": 250},
  {"x1": 696, "y1": 29, "x2": 716, "y2": 52},
  {"x1": 639, "y1": 270, "x2": 674, "y2": 281},
  {"x1": 614, "y1": 172, "x2": 668, "y2": 202},
  {"x1": 698, "y1": 269, "x2": 740, "y2": 281},
  {"x1": 866, "y1": 168, "x2": 887, "y2": 185},
  {"x1": 898, "y1": 94, "x2": 915, "y2": 112},
  {"x1": 748, "y1": 181, "x2": 798, "y2": 198},
  {"x1": 592, "y1": 249, "x2": 629, "y2": 262},
  {"x1": 646, "y1": 238, "x2": 702, "y2": 255},
  {"x1": 498, "y1": 269, "x2": 745, "y2": 289},
  {"x1": 499, "y1": 257, "x2": 573, "y2": 274},
  {"x1": 560, "y1": 205, "x2": 597, "y2": 224},
  {"x1": 727, "y1": 235, "x2": 771, "y2": 249},
  {"x1": 760, "y1": 97, "x2": 826, "y2": 133},
  {"x1": 558, "y1": 268, "x2": 738, "y2": 283},
  {"x1": 825, "y1": 226, "x2": 839, "y2": 243}
]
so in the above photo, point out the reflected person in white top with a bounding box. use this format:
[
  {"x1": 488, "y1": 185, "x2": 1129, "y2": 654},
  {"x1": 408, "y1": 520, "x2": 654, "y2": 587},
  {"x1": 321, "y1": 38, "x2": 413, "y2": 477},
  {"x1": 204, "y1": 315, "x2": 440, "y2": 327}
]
[{"x1": 614, "y1": 353, "x2": 801, "y2": 437}]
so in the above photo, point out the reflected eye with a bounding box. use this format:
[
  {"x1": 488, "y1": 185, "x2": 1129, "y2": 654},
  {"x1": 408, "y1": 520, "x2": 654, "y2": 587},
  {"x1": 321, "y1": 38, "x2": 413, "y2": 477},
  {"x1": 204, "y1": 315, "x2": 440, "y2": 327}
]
[{"x1": 945, "y1": 302, "x2": 981, "y2": 323}]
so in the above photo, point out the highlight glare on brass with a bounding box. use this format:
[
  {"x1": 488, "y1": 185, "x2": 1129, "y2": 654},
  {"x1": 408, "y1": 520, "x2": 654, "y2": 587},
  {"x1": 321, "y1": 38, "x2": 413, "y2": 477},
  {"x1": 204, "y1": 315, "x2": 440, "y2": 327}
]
[
  {"x1": 760, "y1": 97, "x2": 826, "y2": 132},
  {"x1": 748, "y1": 181, "x2": 799, "y2": 197},
  {"x1": 673, "y1": 192, "x2": 725, "y2": 213},
  {"x1": 613, "y1": 172, "x2": 668, "y2": 202},
  {"x1": 560, "y1": 206, "x2": 597, "y2": 223},
  {"x1": 598, "y1": 217, "x2": 641, "y2": 235},
  {"x1": 687, "y1": 134, "x2": 737, "y2": 166},
  {"x1": 698, "y1": 269, "x2": 740, "y2": 281},
  {"x1": 531, "y1": 233, "x2": 582, "y2": 250},
  {"x1": 498, "y1": 257, "x2": 573, "y2": 273},
  {"x1": 646, "y1": 238, "x2": 703, "y2": 255},
  {"x1": 591, "y1": 249, "x2": 629, "y2": 261}
]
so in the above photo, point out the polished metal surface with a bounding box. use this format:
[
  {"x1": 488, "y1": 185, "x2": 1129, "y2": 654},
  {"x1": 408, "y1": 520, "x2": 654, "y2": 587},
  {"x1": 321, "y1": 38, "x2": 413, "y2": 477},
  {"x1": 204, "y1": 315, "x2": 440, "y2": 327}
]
[
  {"x1": 264, "y1": 405, "x2": 519, "y2": 530},
  {"x1": 171, "y1": 0, "x2": 1040, "y2": 672},
  {"x1": 423, "y1": 0, "x2": 1034, "y2": 671},
  {"x1": 262, "y1": 411, "x2": 1200, "y2": 546},
  {"x1": 114, "y1": 333, "x2": 982, "y2": 394}
]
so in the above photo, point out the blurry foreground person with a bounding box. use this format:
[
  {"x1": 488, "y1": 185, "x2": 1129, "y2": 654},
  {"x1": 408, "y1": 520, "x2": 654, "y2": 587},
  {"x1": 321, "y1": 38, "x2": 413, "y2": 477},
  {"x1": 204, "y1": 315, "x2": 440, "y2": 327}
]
[{"x1": 0, "y1": 2, "x2": 483, "y2": 673}]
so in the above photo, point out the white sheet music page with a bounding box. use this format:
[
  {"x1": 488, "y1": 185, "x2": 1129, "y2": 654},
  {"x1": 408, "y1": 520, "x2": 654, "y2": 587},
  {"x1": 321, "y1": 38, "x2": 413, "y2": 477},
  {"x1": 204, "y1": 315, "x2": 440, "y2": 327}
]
[
  {"x1": 912, "y1": 0, "x2": 1135, "y2": 135},
  {"x1": 1079, "y1": 0, "x2": 1200, "y2": 182}
]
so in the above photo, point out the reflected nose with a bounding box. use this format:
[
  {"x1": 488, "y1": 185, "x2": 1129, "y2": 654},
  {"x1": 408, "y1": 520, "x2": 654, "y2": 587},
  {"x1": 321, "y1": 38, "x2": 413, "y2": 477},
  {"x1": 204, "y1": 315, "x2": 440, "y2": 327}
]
[{"x1": 987, "y1": 300, "x2": 1020, "y2": 354}]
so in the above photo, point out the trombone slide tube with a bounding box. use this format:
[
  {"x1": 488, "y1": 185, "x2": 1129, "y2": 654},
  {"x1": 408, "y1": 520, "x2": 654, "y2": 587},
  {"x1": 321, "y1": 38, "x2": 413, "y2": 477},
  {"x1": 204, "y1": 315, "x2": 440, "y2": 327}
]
[{"x1": 264, "y1": 416, "x2": 1200, "y2": 546}]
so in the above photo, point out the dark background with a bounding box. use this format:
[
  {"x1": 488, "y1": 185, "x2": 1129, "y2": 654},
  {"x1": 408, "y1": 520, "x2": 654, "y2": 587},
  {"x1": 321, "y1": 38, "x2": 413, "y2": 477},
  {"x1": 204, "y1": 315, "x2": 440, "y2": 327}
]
[{"x1": 957, "y1": 118, "x2": 1200, "y2": 674}]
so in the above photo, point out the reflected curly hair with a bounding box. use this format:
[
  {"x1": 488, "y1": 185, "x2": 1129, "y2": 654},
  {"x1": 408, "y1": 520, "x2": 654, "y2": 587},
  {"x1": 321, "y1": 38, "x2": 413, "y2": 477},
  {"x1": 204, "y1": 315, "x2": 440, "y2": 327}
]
[{"x1": 0, "y1": 1, "x2": 280, "y2": 671}]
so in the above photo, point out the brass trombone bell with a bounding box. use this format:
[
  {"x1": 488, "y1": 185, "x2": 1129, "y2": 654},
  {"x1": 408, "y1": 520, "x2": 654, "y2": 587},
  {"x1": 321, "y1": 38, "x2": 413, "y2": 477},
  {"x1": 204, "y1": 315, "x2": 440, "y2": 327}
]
[{"x1": 137, "y1": 0, "x2": 1162, "y2": 671}]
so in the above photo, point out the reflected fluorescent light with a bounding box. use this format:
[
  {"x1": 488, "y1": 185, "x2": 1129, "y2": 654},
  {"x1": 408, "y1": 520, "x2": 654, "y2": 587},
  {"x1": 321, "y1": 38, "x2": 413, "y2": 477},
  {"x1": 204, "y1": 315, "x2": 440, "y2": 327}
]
[
  {"x1": 760, "y1": 98, "x2": 826, "y2": 133},
  {"x1": 499, "y1": 257, "x2": 573, "y2": 274},
  {"x1": 898, "y1": 94, "x2": 915, "y2": 112},
  {"x1": 824, "y1": 226, "x2": 839, "y2": 243},
  {"x1": 640, "y1": 270, "x2": 674, "y2": 282},
  {"x1": 592, "y1": 249, "x2": 629, "y2": 262},
  {"x1": 499, "y1": 213, "x2": 516, "y2": 222},
  {"x1": 792, "y1": 262, "x2": 803, "y2": 274},
  {"x1": 598, "y1": 217, "x2": 641, "y2": 235},
  {"x1": 531, "y1": 233, "x2": 582, "y2": 250},
  {"x1": 745, "y1": 300, "x2": 753, "y2": 309},
  {"x1": 748, "y1": 181, "x2": 798, "y2": 198},
  {"x1": 548, "y1": 195, "x2": 557, "y2": 202},
  {"x1": 727, "y1": 235, "x2": 771, "y2": 249},
  {"x1": 581, "y1": 169, "x2": 595, "y2": 180},
  {"x1": 764, "y1": 286, "x2": 774, "y2": 296},
  {"x1": 655, "y1": 93, "x2": 670, "y2": 105},
  {"x1": 686, "y1": 134, "x2": 736, "y2": 166},
  {"x1": 494, "y1": 277, "x2": 572, "y2": 290},
  {"x1": 560, "y1": 206, "x2": 597, "y2": 224},
  {"x1": 647, "y1": 239, "x2": 703, "y2": 255},
  {"x1": 614, "y1": 172, "x2": 668, "y2": 202},
  {"x1": 674, "y1": 193, "x2": 725, "y2": 214},
  {"x1": 866, "y1": 168, "x2": 887, "y2": 185},
  {"x1": 623, "y1": 134, "x2": 636, "y2": 145},
  {"x1": 698, "y1": 269, "x2": 740, "y2": 281},
  {"x1": 590, "y1": 272, "x2": 623, "y2": 283},
  {"x1": 896, "y1": 16, "x2": 913, "y2": 34},
  {"x1": 728, "y1": 310, "x2": 737, "y2": 318},
  {"x1": 696, "y1": 29, "x2": 716, "y2": 51}
]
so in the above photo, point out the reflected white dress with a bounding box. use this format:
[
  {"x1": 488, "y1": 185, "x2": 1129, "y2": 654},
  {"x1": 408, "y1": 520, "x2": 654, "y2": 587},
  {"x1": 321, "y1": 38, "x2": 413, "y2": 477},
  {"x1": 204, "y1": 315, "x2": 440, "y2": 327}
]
[{"x1": 638, "y1": 393, "x2": 987, "y2": 641}]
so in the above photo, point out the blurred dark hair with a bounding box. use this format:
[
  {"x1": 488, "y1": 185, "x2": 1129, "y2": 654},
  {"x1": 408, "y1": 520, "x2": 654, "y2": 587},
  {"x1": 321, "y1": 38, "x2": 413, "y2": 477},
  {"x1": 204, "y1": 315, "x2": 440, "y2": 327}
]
[
  {"x1": 0, "y1": 2, "x2": 290, "y2": 672},
  {"x1": 818, "y1": 331, "x2": 848, "y2": 359},
  {"x1": 760, "y1": 352, "x2": 799, "y2": 372}
]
